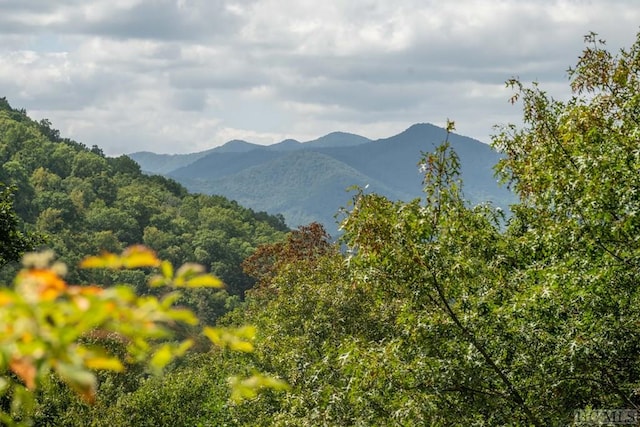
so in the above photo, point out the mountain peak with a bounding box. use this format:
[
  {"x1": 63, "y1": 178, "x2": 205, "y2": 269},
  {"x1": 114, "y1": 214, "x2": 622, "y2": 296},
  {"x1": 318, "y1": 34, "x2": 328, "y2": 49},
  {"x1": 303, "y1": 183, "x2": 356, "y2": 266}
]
[
  {"x1": 402, "y1": 122, "x2": 445, "y2": 135},
  {"x1": 408, "y1": 122, "x2": 439, "y2": 129},
  {"x1": 214, "y1": 139, "x2": 261, "y2": 153},
  {"x1": 377, "y1": 123, "x2": 447, "y2": 144},
  {"x1": 269, "y1": 139, "x2": 302, "y2": 151},
  {"x1": 303, "y1": 131, "x2": 371, "y2": 149}
]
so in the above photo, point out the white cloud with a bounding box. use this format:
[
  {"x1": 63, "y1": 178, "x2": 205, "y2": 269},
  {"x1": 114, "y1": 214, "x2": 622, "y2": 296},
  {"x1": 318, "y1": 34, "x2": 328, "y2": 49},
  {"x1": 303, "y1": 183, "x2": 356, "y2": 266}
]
[{"x1": 0, "y1": 0, "x2": 638, "y2": 155}]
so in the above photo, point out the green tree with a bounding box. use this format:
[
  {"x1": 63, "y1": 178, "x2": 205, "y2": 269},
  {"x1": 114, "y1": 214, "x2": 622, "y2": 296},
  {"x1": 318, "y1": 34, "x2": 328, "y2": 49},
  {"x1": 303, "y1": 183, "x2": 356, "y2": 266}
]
[
  {"x1": 490, "y1": 31, "x2": 640, "y2": 418},
  {"x1": 0, "y1": 184, "x2": 40, "y2": 268},
  {"x1": 227, "y1": 32, "x2": 640, "y2": 426},
  {"x1": 71, "y1": 151, "x2": 109, "y2": 179},
  {"x1": 49, "y1": 144, "x2": 76, "y2": 178},
  {"x1": 235, "y1": 137, "x2": 538, "y2": 425}
]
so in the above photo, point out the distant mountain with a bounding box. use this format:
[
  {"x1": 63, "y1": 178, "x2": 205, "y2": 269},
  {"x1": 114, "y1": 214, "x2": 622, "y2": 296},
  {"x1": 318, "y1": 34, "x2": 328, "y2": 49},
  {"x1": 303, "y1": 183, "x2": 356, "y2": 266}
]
[
  {"x1": 211, "y1": 139, "x2": 261, "y2": 153},
  {"x1": 130, "y1": 124, "x2": 515, "y2": 235},
  {"x1": 302, "y1": 131, "x2": 371, "y2": 149},
  {"x1": 179, "y1": 150, "x2": 398, "y2": 229},
  {"x1": 171, "y1": 149, "x2": 284, "y2": 182},
  {"x1": 128, "y1": 149, "x2": 215, "y2": 174},
  {"x1": 313, "y1": 124, "x2": 505, "y2": 207},
  {"x1": 130, "y1": 132, "x2": 370, "y2": 175}
]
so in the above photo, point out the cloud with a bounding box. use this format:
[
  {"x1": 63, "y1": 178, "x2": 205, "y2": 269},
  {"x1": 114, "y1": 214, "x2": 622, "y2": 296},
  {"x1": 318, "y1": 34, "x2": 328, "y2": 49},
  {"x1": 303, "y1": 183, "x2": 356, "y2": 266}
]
[{"x1": 0, "y1": 0, "x2": 638, "y2": 155}]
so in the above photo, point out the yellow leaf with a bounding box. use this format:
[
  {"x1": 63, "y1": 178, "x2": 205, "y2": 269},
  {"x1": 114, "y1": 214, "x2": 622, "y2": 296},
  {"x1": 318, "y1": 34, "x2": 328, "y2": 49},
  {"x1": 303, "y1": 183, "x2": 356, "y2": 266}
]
[
  {"x1": 121, "y1": 245, "x2": 161, "y2": 268},
  {"x1": 228, "y1": 375, "x2": 258, "y2": 402},
  {"x1": 80, "y1": 252, "x2": 120, "y2": 269},
  {"x1": 175, "y1": 263, "x2": 205, "y2": 278},
  {"x1": 203, "y1": 326, "x2": 223, "y2": 347},
  {"x1": 177, "y1": 339, "x2": 194, "y2": 355},
  {"x1": 203, "y1": 326, "x2": 255, "y2": 353},
  {"x1": 160, "y1": 291, "x2": 181, "y2": 308},
  {"x1": 148, "y1": 340, "x2": 193, "y2": 374},
  {"x1": 167, "y1": 308, "x2": 199, "y2": 325},
  {"x1": 80, "y1": 246, "x2": 160, "y2": 270},
  {"x1": 161, "y1": 260, "x2": 173, "y2": 279},
  {"x1": 235, "y1": 325, "x2": 257, "y2": 340},
  {"x1": 228, "y1": 374, "x2": 289, "y2": 403},
  {"x1": 149, "y1": 344, "x2": 173, "y2": 373},
  {"x1": 85, "y1": 357, "x2": 124, "y2": 372},
  {"x1": 148, "y1": 275, "x2": 168, "y2": 287},
  {"x1": 229, "y1": 341, "x2": 254, "y2": 353},
  {"x1": 183, "y1": 275, "x2": 223, "y2": 288}
]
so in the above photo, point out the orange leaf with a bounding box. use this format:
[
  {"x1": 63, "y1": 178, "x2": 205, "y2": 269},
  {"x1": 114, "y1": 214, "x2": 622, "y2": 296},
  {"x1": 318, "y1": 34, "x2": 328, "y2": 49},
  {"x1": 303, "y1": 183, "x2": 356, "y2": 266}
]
[
  {"x1": 10, "y1": 357, "x2": 36, "y2": 389},
  {"x1": 0, "y1": 290, "x2": 14, "y2": 306},
  {"x1": 17, "y1": 268, "x2": 67, "y2": 301}
]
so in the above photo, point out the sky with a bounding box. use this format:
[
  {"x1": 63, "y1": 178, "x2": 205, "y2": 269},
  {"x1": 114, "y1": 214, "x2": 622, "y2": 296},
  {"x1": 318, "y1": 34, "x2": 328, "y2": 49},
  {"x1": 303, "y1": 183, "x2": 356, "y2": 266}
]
[{"x1": 0, "y1": 0, "x2": 638, "y2": 155}]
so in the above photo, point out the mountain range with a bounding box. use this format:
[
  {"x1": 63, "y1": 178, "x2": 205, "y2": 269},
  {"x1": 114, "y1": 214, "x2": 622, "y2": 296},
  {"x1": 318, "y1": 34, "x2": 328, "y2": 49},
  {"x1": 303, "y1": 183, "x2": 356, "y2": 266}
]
[{"x1": 129, "y1": 124, "x2": 514, "y2": 235}]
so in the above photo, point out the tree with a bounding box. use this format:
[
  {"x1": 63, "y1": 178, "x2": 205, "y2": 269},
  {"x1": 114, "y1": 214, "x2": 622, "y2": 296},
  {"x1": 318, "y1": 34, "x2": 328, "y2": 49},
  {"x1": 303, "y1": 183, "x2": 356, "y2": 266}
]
[
  {"x1": 490, "y1": 31, "x2": 640, "y2": 418},
  {"x1": 229, "y1": 134, "x2": 537, "y2": 425},
  {"x1": 227, "y1": 32, "x2": 640, "y2": 425},
  {"x1": 242, "y1": 222, "x2": 334, "y2": 292},
  {"x1": 0, "y1": 184, "x2": 40, "y2": 268}
]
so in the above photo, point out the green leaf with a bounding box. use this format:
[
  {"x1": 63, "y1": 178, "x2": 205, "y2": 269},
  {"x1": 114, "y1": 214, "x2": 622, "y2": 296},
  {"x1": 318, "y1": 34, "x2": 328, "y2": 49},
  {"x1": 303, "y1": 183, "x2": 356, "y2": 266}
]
[
  {"x1": 228, "y1": 374, "x2": 289, "y2": 403},
  {"x1": 55, "y1": 363, "x2": 97, "y2": 403},
  {"x1": 203, "y1": 326, "x2": 256, "y2": 353}
]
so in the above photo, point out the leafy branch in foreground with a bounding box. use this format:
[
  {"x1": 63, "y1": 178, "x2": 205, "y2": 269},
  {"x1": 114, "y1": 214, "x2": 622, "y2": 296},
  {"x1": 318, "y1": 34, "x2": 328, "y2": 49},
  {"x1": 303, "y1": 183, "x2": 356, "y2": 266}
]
[{"x1": 0, "y1": 245, "x2": 287, "y2": 426}]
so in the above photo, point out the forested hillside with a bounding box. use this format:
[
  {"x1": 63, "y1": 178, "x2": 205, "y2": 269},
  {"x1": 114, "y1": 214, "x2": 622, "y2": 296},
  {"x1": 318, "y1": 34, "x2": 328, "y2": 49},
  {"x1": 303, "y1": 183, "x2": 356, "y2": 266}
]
[{"x1": 0, "y1": 98, "x2": 289, "y2": 325}]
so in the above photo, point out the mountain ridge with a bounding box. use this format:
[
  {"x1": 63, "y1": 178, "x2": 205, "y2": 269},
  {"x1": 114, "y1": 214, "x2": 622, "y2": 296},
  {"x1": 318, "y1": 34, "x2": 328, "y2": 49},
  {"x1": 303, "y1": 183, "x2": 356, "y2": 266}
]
[
  {"x1": 129, "y1": 123, "x2": 514, "y2": 235},
  {"x1": 129, "y1": 130, "x2": 373, "y2": 173}
]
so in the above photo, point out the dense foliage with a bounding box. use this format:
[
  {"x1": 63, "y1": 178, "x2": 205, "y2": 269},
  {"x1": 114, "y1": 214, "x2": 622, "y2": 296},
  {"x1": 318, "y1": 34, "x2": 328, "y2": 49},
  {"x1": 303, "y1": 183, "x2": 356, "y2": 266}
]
[
  {"x1": 217, "y1": 33, "x2": 640, "y2": 426},
  {"x1": 0, "y1": 100, "x2": 288, "y2": 325},
  {"x1": 0, "y1": 184, "x2": 41, "y2": 268}
]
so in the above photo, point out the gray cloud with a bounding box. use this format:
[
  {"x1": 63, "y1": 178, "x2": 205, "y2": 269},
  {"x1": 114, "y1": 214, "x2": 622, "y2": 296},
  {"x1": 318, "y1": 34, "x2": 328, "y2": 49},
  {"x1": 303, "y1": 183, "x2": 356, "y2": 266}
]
[
  {"x1": 172, "y1": 90, "x2": 208, "y2": 111},
  {"x1": 74, "y1": 1, "x2": 243, "y2": 40},
  {"x1": 0, "y1": 0, "x2": 638, "y2": 155},
  {"x1": 0, "y1": 0, "x2": 247, "y2": 39},
  {"x1": 168, "y1": 64, "x2": 268, "y2": 90}
]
